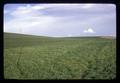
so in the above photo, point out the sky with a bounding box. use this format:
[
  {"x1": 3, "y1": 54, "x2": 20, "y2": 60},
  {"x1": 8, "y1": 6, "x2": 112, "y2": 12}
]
[{"x1": 4, "y1": 4, "x2": 116, "y2": 37}]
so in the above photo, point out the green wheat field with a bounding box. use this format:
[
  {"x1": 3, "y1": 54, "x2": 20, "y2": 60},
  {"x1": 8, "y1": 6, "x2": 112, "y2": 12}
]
[{"x1": 4, "y1": 32, "x2": 116, "y2": 79}]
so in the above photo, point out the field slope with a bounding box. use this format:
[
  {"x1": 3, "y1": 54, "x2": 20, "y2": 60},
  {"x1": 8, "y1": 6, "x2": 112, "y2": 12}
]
[{"x1": 4, "y1": 32, "x2": 116, "y2": 79}]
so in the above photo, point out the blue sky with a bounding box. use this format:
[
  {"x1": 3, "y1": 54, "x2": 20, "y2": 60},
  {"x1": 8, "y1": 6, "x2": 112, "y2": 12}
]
[{"x1": 4, "y1": 4, "x2": 116, "y2": 37}]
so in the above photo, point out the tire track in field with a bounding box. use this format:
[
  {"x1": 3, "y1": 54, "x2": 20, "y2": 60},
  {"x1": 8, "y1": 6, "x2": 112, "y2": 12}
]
[
  {"x1": 60, "y1": 46, "x2": 87, "y2": 78},
  {"x1": 81, "y1": 44, "x2": 112, "y2": 79},
  {"x1": 16, "y1": 47, "x2": 41, "y2": 78},
  {"x1": 63, "y1": 45, "x2": 100, "y2": 79},
  {"x1": 16, "y1": 47, "x2": 24, "y2": 77}
]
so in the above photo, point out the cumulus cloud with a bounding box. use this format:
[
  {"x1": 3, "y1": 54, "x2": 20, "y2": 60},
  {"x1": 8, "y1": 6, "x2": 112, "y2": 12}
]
[{"x1": 84, "y1": 28, "x2": 95, "y2": 33}]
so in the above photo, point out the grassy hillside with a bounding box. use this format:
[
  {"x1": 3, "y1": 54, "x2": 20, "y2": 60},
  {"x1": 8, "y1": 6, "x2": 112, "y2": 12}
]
[{"x1": 4, "y1": 32, "x2": 116, "y2": 79}]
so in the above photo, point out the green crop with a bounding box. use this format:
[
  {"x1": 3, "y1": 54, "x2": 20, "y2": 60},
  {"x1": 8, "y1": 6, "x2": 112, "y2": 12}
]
[{"x1": 4, "y1": 32, "x2": 116, "y2": 79}]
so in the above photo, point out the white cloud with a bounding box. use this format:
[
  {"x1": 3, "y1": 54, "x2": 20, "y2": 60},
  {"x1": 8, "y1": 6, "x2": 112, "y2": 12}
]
[
  {"x1": 11, "y1": 7, "x2": 32, "y2": 17},
  {"x1": 31, "y1": 5, "x2": 46, "y2": 10},
  {"x1": 4, "y1": 4, "x2": 59, "y2": 35},
  {"x1": 4, "y1": 15, "x2": 56, "y2": 34},
  {"x1": 34, "y1": 4, "x2": 95, "y2": 11},
  {"x1": 10, "y1": 4, "x2": 45, "y2": 17},
  {"x1": 84, "y1": 28, "x2": 95, "y2": 33},
  {"x1": 31, "y1": 22, "x2": 40, "y2": 26},
  {"x1": 82, "y1": 4, "x2": 95, "y2": 9}
]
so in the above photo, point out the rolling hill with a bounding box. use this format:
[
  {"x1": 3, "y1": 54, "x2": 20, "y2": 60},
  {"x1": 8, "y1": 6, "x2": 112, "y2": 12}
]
[{"x1": 4, "y1": 32, "x2": 116, "y2": 79}]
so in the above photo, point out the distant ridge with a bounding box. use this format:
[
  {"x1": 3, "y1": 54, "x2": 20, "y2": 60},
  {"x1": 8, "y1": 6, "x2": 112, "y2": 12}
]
[
  {"x1": 100, "y1": 36, "x2": 116, "y2": 39},
  {"x1": 4, "y1": 32, "x2": 116, "y2": 39},
  {"x1": 4, "y1": 32, "x2": 52, "y2": 38}
]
